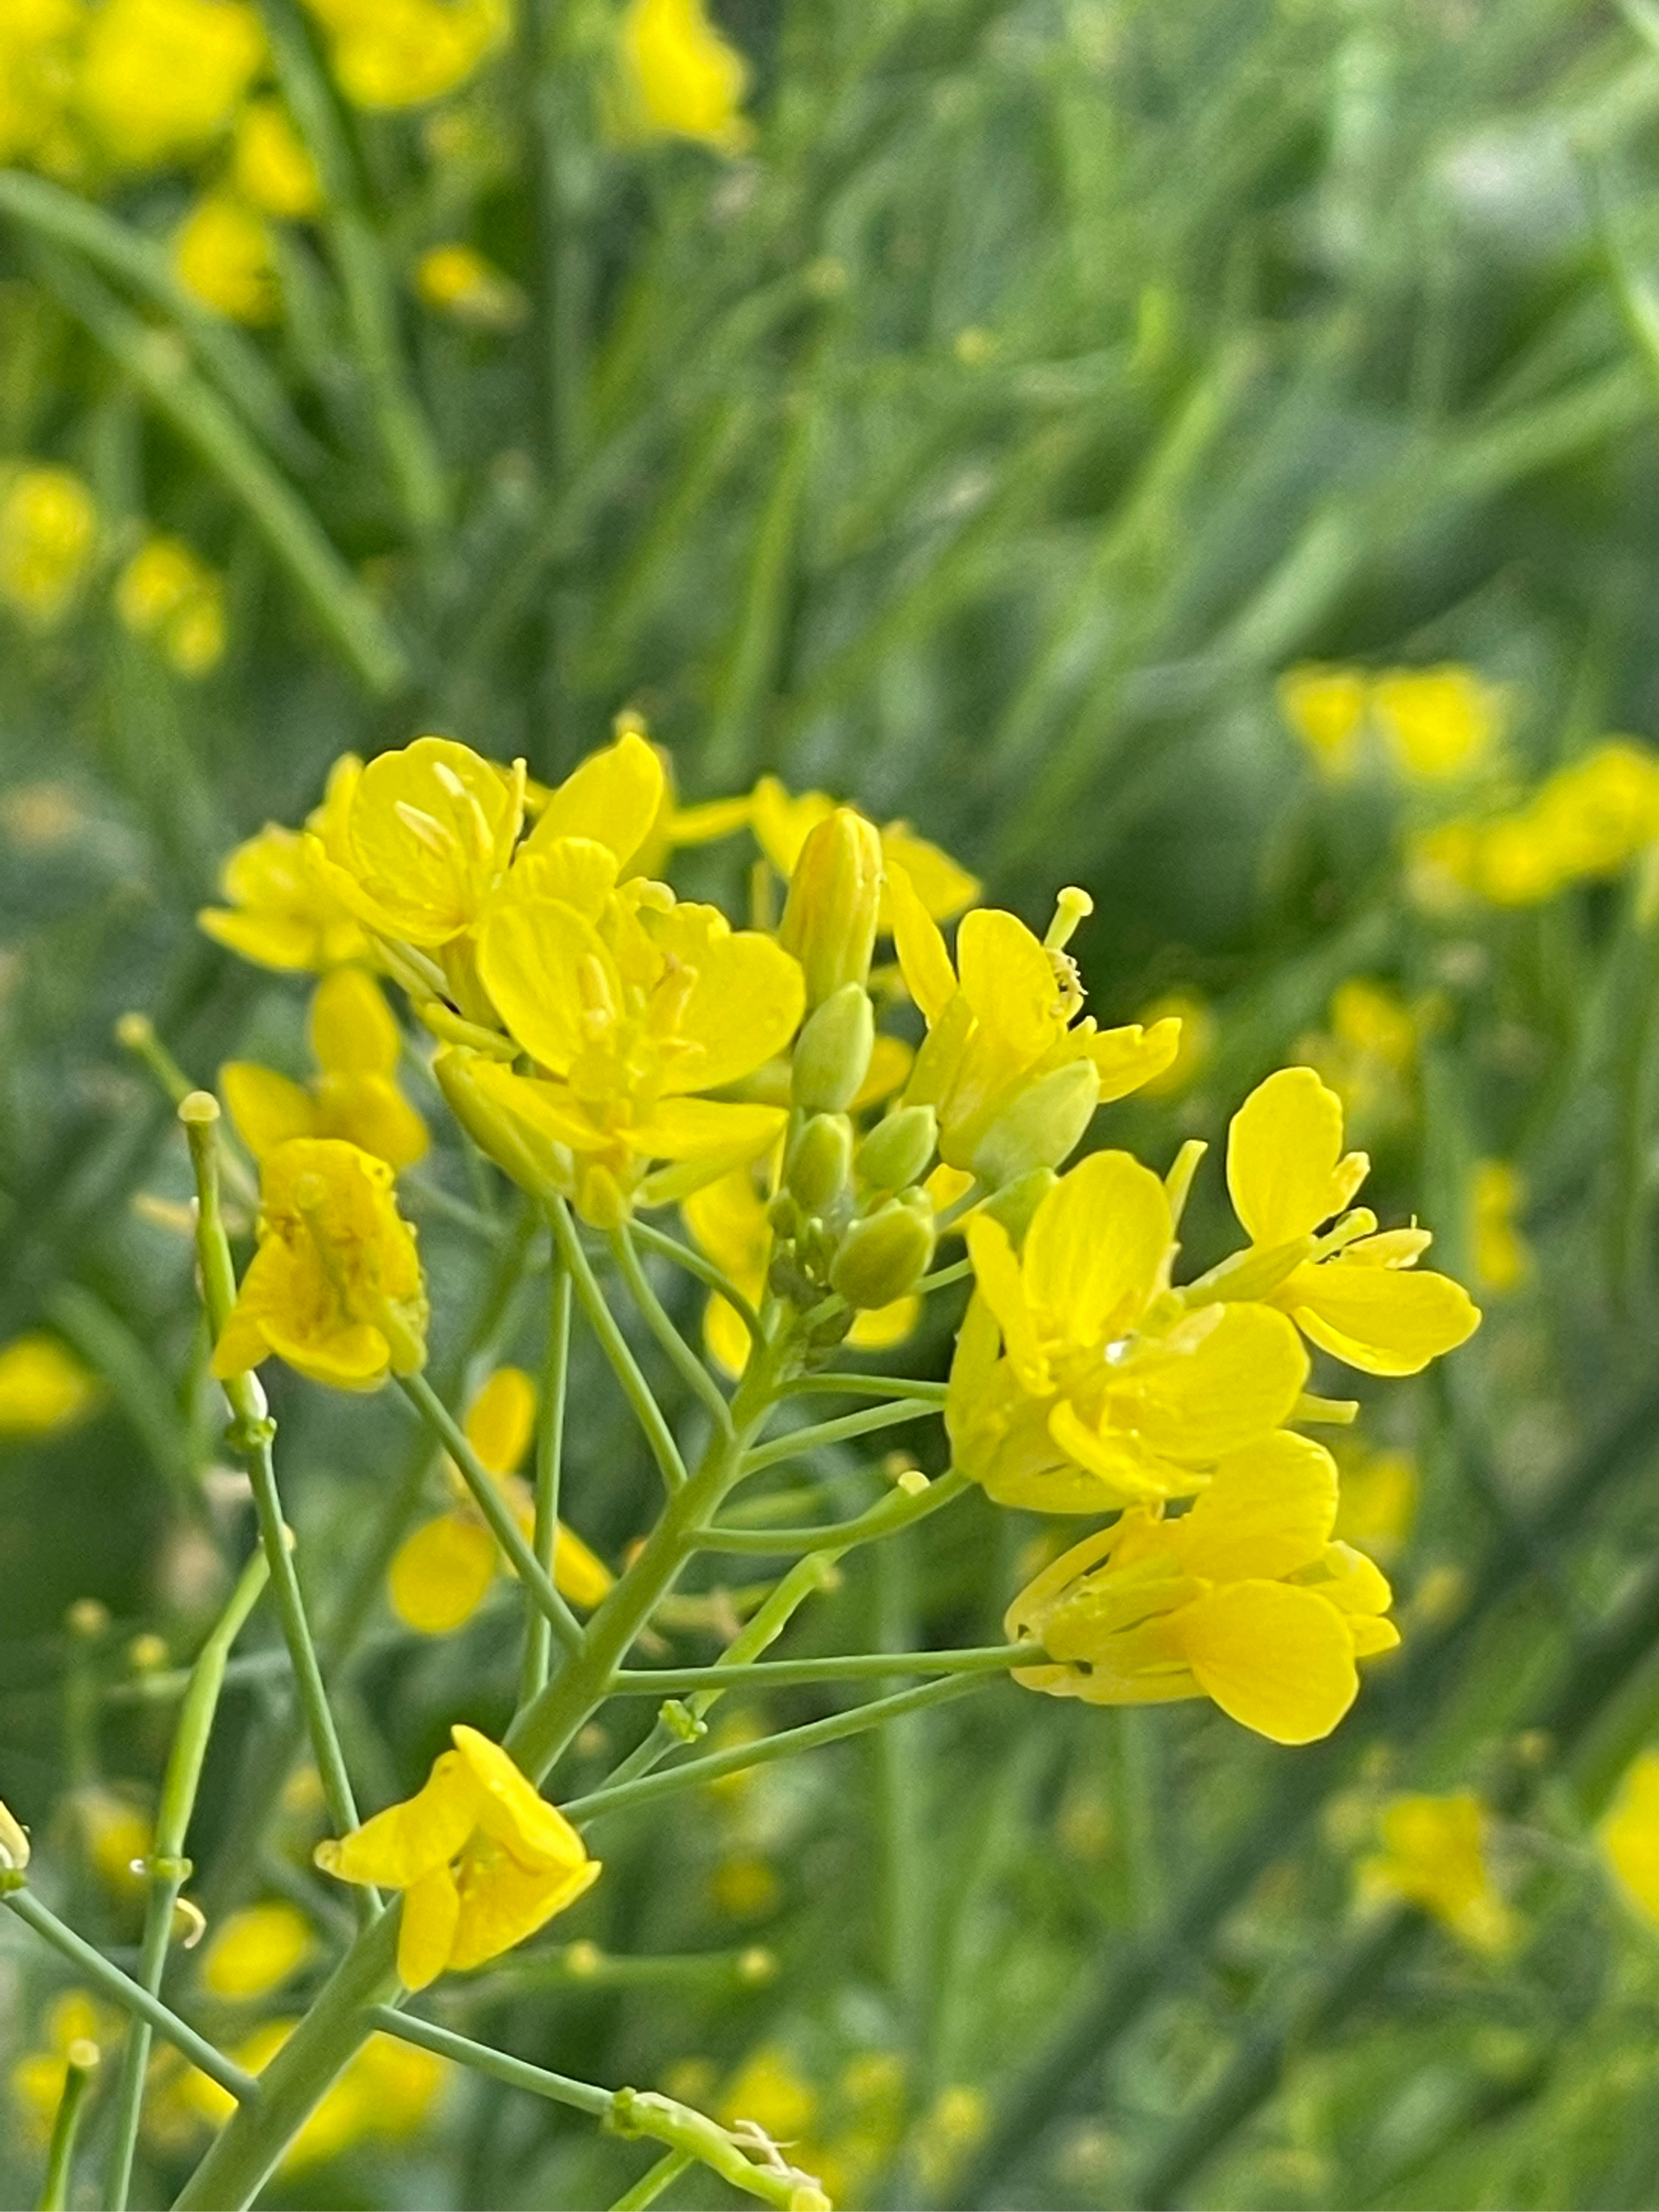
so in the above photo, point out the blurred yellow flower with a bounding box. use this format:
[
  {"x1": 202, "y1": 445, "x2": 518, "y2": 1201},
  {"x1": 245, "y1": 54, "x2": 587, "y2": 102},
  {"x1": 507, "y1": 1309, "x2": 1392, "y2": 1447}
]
[
  {"x1": 616, "y1": 0, "x2": 752, "y2": 153},
  {"x1": 952, "y1": 1149, "x2": 1308, "y2": 1510},
  {"x1": 200, "y1": 1900, "x2": 314, "y2": 2001},
  {"x1": 681, "y1": 1159, "x2": 917, "y2": 1378},
  {"x1": 212, "y1": 1136, "x2": 428, "y2": 1390},
  {"x1": 315, "y1": 1723, "x2": 599, "y2": 1988},
  {"x1": 1371, "y1": 666, "x2": 1501, "y2": 781},
  {"x1": 199, "y1": 758, "x2": 373, "y2": 972},
  {"x1": 1225, "y1": 1067, "x2": 1480, "y2": 1376},
  {"x1": 0, "y1": 1332, "x2": 100, "y2": 1437},
  {"x1": 1136, "y1": 989, "x2": 1215, "y2": 1096},
  {"x1": 9, "y1": 1991, "x2": 121, "y2": 2145},
  {"x1": 889, "y1": 872, "x2": 1179, "y2": 1179},
  {"x1": 719, "y1": 2044, "x2": 815, "y2": 2142},
  {"x1": 1295, "y1": 979, "x2": 1419, "y2": 1137},
  {"x1": 1599, "y1": 1748, "x2": 1659, "y2": 1926},
  {"x1": 1361, "y1": 1791, "x2": 1515, "y2": 1953},
  {"x1": 1278, "y1": 664, "x2": 1369, "y2": 778},
  {"x1": 1410, "y1": 741, "x2": 1659, "y2": 910},
  {"x1": 0, "y1": 0, "x2": 86, "y2": 176},
  {"x1": 914, "y1": 2083, "x2": 989, "y2": 2195},
  {"x1": 114, "y1": 533, "x2": 226, "y2": 674},
  {"x1": 173, "y1": 192, "x2": 280, "y2": 323},
  {"x1": 416, "y1": 243, "x2": 528, "y2": 330},
  {"x1": 1470, "y1": 1159, "x2": 1530, "y2": 1296},
  {"x1": 178, "y1": 2021, "x2": 445, "y2": 2166},
  {"x1": 388, "y1": 1364, "x2": 614, "y2": 1634},
  {"x1": 70, "y1": 1784, "x2": 153, "y2": 1895},
  {"x1": 1006, "y1": 1432, "x2": 1397, "y2": 1743},
  {"x1": 303, "y1": 0, "x2": 510, "y2": 109},
  {"x1": 1331, "y1": 1439, "x2": 1418, "y2": 1563},
  {"x1": 77, "y1": 0, "x2": 265, "y2": 167},
  {"x1": 232, "y1": 97, "x2": 322, "y2": 217},
  {"x1": 0, "y1": 465, "x2": 98, "y2": 627},
  {"x1": 221, "y1": 966, "x2": 428, "y2": 1172}
]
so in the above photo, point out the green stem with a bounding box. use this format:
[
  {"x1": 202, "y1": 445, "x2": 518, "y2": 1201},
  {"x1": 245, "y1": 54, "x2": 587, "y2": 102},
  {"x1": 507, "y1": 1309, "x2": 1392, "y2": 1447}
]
[
  {"x1": 913, "y1": 1257, "x2": 974, "y2": 1295},
  {"x1": 566, "y1": 1670, "x2": 996, "y2": 1826},
  {"x1": 612, "y1": 1226, "x2": 733, "y2": 1437},
  {"x1": 739, "y1": 1397, "x2": 941, "y2": 1475},
  {"x1": 548, "y1": 1199, "x2": 687, "y2": 1491},
  {"x1": 520, "y1": 1262, "x2": 574, "y2": 1703},
  {"x1": 608, "y1": 1644, "x2": 1029, "y2": 1695},
  {"x1": 104, "y1": 1548, "x2": 271, "y2": 2210},
  {"x1": 611, "y1": 2149, "x2": 693, "y2": 2210},
  {"x1": 694, "y1": 1464, "x2": 971, "y2": 1555},
  {"x1": 27, "y1": 247, "x2": 407, "y2": 696},
  {"x1": 366, "y1": 2012, "x2": 818, "y2": 2210},
  {"x1": 778, "y1": 1373, "x2": 948, "y2": 1403},
  {"x1": 38, "y1": 2042, "x2": 96, "y2": 2212},
  {"x1": 399, "y1": 1373, "x2": 584, "y2": 1658},
  {"x1": 629, "y1": 1219, "x2": 763, "y2": 1349},
  {"x1": 1, "y1": 1890, "x2": 255, "y2": 2101}
]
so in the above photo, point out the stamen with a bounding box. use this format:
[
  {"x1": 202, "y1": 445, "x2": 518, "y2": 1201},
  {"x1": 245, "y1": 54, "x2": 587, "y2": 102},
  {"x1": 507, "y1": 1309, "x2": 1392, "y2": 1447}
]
[
  {"x1": 1044, "y1": 886, "x2": 1093, "y2": 952},
  {"x1": 394, "y1": 800, "x2": 460, "y2": 858}
]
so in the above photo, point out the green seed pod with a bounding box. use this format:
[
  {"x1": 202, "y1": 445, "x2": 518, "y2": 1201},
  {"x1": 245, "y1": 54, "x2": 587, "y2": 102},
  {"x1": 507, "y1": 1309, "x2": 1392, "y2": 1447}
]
[
  {"x1": 791, "y1": 981, "x2": 875, "y2": 1113},
  {"x1": 786, "y1": 1112, "x2": 854, "y2": 1214},
  {"x1": 830, "y1": 1192, "x2": 935, "y2": 1309},
  {"x1": 857, "y1": 1103, "x2": 938, "y2": 1194},
  {"x1": 971, "y1": 1058, "x2": 1099, "y2": 1189}
]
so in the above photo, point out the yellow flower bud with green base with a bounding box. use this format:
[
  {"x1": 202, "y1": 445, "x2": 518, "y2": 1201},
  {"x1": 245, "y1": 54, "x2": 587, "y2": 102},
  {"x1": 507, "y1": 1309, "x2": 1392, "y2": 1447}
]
[{"x1": 778, "y1": 809, "x2": 883, "y2": 1010}]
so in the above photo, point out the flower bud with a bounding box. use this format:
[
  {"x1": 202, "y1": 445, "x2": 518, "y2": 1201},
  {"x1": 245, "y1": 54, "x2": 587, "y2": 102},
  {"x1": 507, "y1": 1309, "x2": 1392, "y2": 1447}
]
[
  {"x1": 857, "y1": 1103, "x2": 937, "y2": 1194},
  {"x1": 434, "y1": 1050, "x2": 574, "y2": 1203},
  {"x1": 778, "y1": 809, "x2": 883, "y2": 1007},
  {"x1": 830, "y1": 1193, "x2": 935, "y2": 1309},
  {"x1": 786, "y1": 1113, "x2": 854, "y2": 1214},
  {"x1": 791, "y1": 981, "x2": 875, "y2": 1113},
  {"x1": 979, "y1": 1166, "x2": 1056, "y2": 1242},
  {"x1": 971, "y1": 1058, "x2": 1099, "y2": 1188},
  {"x1": 0, "y1": 1797, "x2": 30, "y2": 1874}
]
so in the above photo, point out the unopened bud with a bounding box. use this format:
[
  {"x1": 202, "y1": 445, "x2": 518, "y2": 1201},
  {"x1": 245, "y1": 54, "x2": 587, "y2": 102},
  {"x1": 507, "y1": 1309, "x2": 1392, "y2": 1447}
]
[
  {"x1": 0, "y1": 1798, "x2": 30, "y2": 1873},
  {"x1": 857, "y1": 1103, "x2": 937, "y2": 1193},
  {"x1": 791, "y1": 981, "x2": 874, "y2": 1113},
  {"x1": 434, "y1": 1050, "x2": 575, "y2": 1204},
  {"x1": 979, "y1": 1166, "x2": 1057, "y2": 1241},
  {"x1": 830, "y1": 1193, "x2": 934, "y2": 1308},
  {"x1": 778, "y1": 809, "x2": 883, "y2": 1007},
  {"x1": 786, "y1": 1113, "x2": 854, "y2": 1213},
  {"x1": 971, "y1": 1058, "x2": 1099, "y2": 1187}
]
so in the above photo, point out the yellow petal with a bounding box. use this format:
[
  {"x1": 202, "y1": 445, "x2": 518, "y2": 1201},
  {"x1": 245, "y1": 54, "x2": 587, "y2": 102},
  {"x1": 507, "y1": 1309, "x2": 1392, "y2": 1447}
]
[
  {"x1": 887, "y1": 863, "x2": 958, "y2": 1024},
  {"x1": 954, "y1": 908, "x2": 1059, "y2": 1062},
  {"x1": 878, "y1": 825, "x2": 979, "y2": 922},
  {"x1": 314, "y1": 1751, "x2": 480, "y2": 1888},
  {"x1": 1177, "y1": 1581, "x2": 1360, "y2": 1743},
  {"x1": 448, "y1": 1844, "x2": 601, "y2": 1972},
  {"x1": 1128, "y1": 1303, "x2": 1308, "y2": 1465},
  {"x1": 664, "y1": 930, "x2": 805, "y2": 1094},
  {"x1": 1176, "y1": 1432, "x2": 1338, "y2": 1582},
  {"x1": 313, "y1": 1072, "x2": 430, "y2": 1170},
  {"x1": 553, "y1": 1524, "x2": 615, "y2": 1611},
  {"x1": 1602, "y1": 1750, "x2": 1659, "y2": 1925},
  {"x1": 1023, "y1": 1150, "x2": 1168, "y2": 1351},
  {"x1": 500, "y1": 837, "x2": 619, "y2": 917},
  {"x1": 750, "y1": 775, "x2": 832, "y2": 876},
  {"x1": 397, "y1": 1864, "x2": 461, "y2": 1991},
  {"x1": 309, "y1": 966, "x2": 401, "y2": 1078},
  {"x1": 682, "y1": 1163, "x2": 771, "y2": 1282},
  {"x1": 388, "y1": 1515, "x2": 498, "y2": 1636},
  {"x1": 479, "y1": 897, "x2": 615, "y2": 1075},
  {"x1": 449, "y1": 1726, "x2": 589, "y2": 1872},
  {"x1": 1226, "y1": 1066, "x2": 1370, "y2": 1244},
  {"x1": 703, "y1": 1293, "x2": 754, "y2": 1378},
  {"x1": 965, "y1": 1214, "x2": 1049, "y2": 1392},
  {"x1": 0, "y1": 1332, "x2": 102, "y2": 1437},
  {"x1": 528, "y1": 732, "x2": 664, "y2": 873},
  {"x1": 221, "y1": 1062, "x2": 317, "y2": 1161},
  {"x1": 1047, "y1": 1398, "x2": 1176, "y2": 1503},
  {"x1": 1084, "y1": 1018, "x2": 1183, "y2": 1104},
  {"x1": 1282, "y1": 1262, "x2": 1480, "y2": 1376},
  {"x1": 847, "y1": 1296, "x2": 920, "y2": 1351},
  {"x1": 465, "y1": 1367, "x2": 537, "y2": 1475},
  {"x1": 201, "y1": 1902, "x2": 313, "y2": 2001},
  {"x1": 630, "y1": 1096, "x2": 787, "y2": 1165}
]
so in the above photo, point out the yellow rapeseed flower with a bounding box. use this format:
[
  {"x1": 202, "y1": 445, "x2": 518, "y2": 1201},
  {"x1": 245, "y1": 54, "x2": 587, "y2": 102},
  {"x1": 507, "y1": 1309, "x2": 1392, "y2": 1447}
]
[
  {"x1": 314, "y1": 1723, "x2": 599, "y2": 1988},
  {"x1": 200, "y1": 1900, "x2": 314, "y2": 2001},
  {"x1": 888, "y1": 870, "x2": 1179, "y2": 1182},
  {"x1": 1005, "y1": 1432, "x2": 1397, "y2": 1743},
  {"x1": 212, "y1": 1136, "x2": 428, "y2": 1390},
  {"x1": 388, "y1": 1365, "x2": 614, "y2": 1633},
  {"x1": 0, "y1": 0, "x2": 86, "y2": 177},
  {"x1": 1599, "y1": 1748, "x2": 1659, "y2": 1927},
  {"x1": 232, "y1": 97, "x2": 322, "y2": 217},
  {"x1": 416, "y1": 243, "x2": 528, "y2": 330},
  {"x1": 1371, "y1": 666, "x2": 1501, "y2": 781},
  {"x1": 1331, "y1": 1437, "x2": 1418, "y2": 1562},
  {"x1": 752, "y1": 773, "x2": 980, "y2": 928},
  {"x1": 1278, "y1": 664, "x2": 1369, "y2": 779},
  {"x1": 1224, "y1": 1067, "x2": 1480, "y2": 1376},
  {"x1": 199, "y1": 757, "x2": 372, "y2": 972},
  {"x1": 302, "y1": 0, "x2": 510, "y2": 109},
  {"x1": 0, "y1": 465, "x2": 98, "y2": 627},
  {"x1": 114, "y1": 533, "x2": 226, "y2": 674},
  {"x1": 0, "y1": 1332, "x2": 100, "y2": 1437},
  {"x1": 173, "y1": 192, "x2": 280, "y2": 323},
  {"x1": 1470, "y1": 1159, "x2": 1530, "y2": 1295},
  {"x1": 1360, "y1": 1791, "x2": 1515, "y2": 1952},
  {"x1": 1409, "y1": 742, "x2": 1659, "y2": 910},
  {"x1": 177, "y1": 2020, "x2": 445, "y2": 2166},
  {"x1": 8, "y1": 1991, "x2": 121, "y2": 2145},
  {"x1": 951, "y1": 1149, "x2": 1309, "y2": 1510},
  {"x1": 77, "y1": 0, "x2": 265, "y2": 168},
  {"x1": 616, "y1": 0, "x2": 753, "y2": 153},
  {"x1": 221, "y1": 966, "x2": 429, "y2": 1172}
]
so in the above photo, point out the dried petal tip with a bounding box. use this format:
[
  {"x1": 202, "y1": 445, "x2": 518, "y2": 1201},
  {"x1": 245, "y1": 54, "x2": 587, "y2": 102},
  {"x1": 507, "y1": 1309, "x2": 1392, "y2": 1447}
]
[{"x1": 178, "y1": 1090, "x2": 221, "y2": 1126}]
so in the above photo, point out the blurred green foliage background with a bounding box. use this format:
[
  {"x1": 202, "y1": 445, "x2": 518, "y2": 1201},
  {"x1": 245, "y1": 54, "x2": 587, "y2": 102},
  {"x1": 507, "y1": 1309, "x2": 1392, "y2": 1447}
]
[{"x1": 13, "y1": 0, "x2": 1659, "y2": 2205}]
